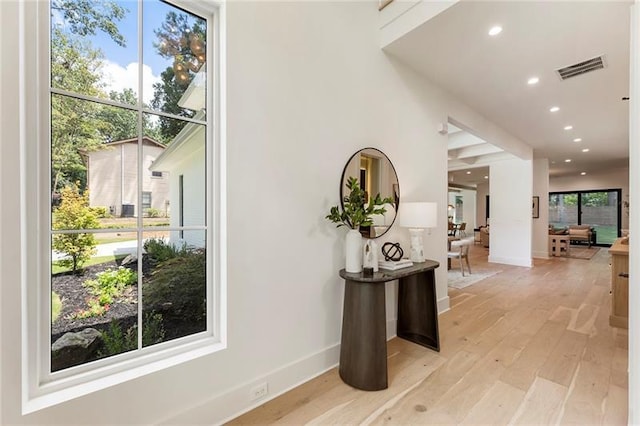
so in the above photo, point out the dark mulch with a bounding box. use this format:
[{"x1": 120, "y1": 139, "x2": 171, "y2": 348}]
[
  {"x1": 51, "y1": 260, "x2": 139, "y2": 341},
  {"x1": 51, "y1": 257, "x2": 205, "y2": 343}
]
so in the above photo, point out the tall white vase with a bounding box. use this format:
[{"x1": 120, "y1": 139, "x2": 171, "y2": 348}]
[{"x1": 345, "y1": 229, "x2": 363, "y2": 273}]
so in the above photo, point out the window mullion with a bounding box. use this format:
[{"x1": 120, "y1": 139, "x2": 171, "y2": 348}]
[{"x1": 137, "y1": 0, "x2": 144, "y2": 351}]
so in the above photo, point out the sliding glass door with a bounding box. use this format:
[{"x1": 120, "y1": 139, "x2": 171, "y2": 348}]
[{"x1": 549, "y1": 189, "x2": 622, "y2": 246}]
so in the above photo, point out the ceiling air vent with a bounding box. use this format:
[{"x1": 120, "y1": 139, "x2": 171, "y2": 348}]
[{"x1": 556, "y1": 56, "x2": 606, "y2": 80}]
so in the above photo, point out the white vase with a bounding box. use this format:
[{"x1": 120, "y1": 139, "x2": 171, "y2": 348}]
[{"x1": 345, "y1": 229, "x2": 363, "y2": 273}]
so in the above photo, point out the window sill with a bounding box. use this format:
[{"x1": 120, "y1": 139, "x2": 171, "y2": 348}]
[{"x1": 23, "y1": 338, "x2": 226, "y2": 414}]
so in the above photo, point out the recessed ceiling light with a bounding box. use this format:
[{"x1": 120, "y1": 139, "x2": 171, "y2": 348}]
[
  {"x1": 582, "y1": 148, "x2": 590, "y2": 152},
  {"x1": 565, "y1": 159, "x2": 572, "y2": 163},
  {"x1": 527, "y1": 77, "x2": 539, "y2": 85},
  {"x1": 573, "y1": 138, "x2": 582, "y2": 142},
  {"x1": 484, "y1": 176, "x2": 488, "y2": 179},
  {"x1": 564, "y1": 125, "x2": 573, "y2": 130},
  {"x1": 466, "y1": 171, "x2": 471, "y2": 175},
  {"x1": 581, "y1": 172, "x2": 587, "y2": 176},
  {"x1": 549, "y1": 106, "x2": 560, "y2": 112},
  {"x1": 488, "y1": 26, "x2": 503, "y2": 36}
]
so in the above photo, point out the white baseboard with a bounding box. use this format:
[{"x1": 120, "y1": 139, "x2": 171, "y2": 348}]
[
  {"x1": 160, "y1": 314, "x2": 447, "y2": 424},
  {"x1": 532, "y1": 250, "x2": 550, "y2": 259},
  {"x1": 437, "y1": 295, "x2": 450, "y2": 313},
  {"x1": 158, "y1": 344, "x2": 341, "y2": 425},
  {"x1": 488, "y1": 255, "x2": 532, "y2": 268}
]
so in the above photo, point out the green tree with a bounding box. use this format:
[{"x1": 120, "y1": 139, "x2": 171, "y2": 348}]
[
  {"x1": 51, "y1": 28, "x2": 108, "y2": 194},
  {"x1": 51, "y1": 0, "x2": 127, "y2": 47},
  {"x1": 151, "y1": 68, "x2": 193, "y2": 141},
  {"x1": 97, "y1": 89, "x2": 167, "y2": 144},
  {"x1": 582, "y1": 192, "x2": 608, "y2": 207},
  {"x1": 151, "y1": 11, "x2": 206, "y2": 142},
  {"x1": 52, "y1": 185, "x2": 101, "y2": 273}
]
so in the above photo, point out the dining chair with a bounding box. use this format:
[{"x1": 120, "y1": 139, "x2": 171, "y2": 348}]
[
  {"x1": 448, "y1": 240, "x2": 472, "y2": 276},
  {"x1": 458, "y1": 222, "x2": 467, "y2": 237}
]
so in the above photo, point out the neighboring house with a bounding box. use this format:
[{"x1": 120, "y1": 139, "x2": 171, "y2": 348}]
[
  {"x1": 149, "y1": 71, "x2": 205, "y2": 247},
  {"x1": 83, "y1": 137, "x2": 170, "y2": 217},
  {"x1": 149, "y1": 115, "x2": 205, "y2": 247}
]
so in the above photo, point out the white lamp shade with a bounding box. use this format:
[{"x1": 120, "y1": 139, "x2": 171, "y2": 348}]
[{"x1": 398, "y1": 202, "x2": 437, "y2": 229}]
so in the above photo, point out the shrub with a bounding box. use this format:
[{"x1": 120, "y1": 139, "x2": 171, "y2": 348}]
[
  {"x1": 143, "y1": 238, "x2": 188, "y2": 263},
  {"x1": 72, "y1": 267, "x2": 137, "y2": 320},
  {"x1": 143, "y1": 249, "x2": 206, "y2": 322},
  {"x1": 145, "y1": 208, "x2": 162, "y2": 218},
  {"x1": 99, "y1": 314, "x2": 165, "y2": 356},
  {"x1": 83, "y1": 267, "x2": 137, "y2": 306},
  {"x1": 89, "y1": 206, "x2": 111, "y2": 218},
  {"x1": 70, "y1": 297, "x2": 108, "y2": 319},
  {"x1": 52, "y1": 185, "x2": 100, "y2": 272}
]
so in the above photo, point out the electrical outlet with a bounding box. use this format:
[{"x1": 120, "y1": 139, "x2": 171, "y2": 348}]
[{"x1": 250, "y1": 382, "x2": 268, "y2": 401}]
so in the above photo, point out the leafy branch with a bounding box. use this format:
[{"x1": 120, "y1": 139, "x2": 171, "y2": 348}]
[{"x1": 326, "y1": 176, "x2": 394, "y2": 230}]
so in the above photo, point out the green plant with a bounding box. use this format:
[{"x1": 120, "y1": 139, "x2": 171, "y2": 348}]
[
  {"x1": 143, "y1": 238, "x2": 188, "y2": 263},
  {"x1": 326, "y1": 176, "x2": 394, "y2": 229},
  {"x1": 70, "y1": 297, "x2": 109, "y2": 319},
  {"x1": 83, "y1": 266, "x2": 137, "y2": 306},
  {"x1": 145, "y1": 207, "x2": 162, "y2": 218},
  {"x1": 99, "y1": 320, "x2": 135, "y2": 356},
  {"x1": 89, "y1": 206, "x2": 111, "y2": 218},
  {"x1": 143, "y1": 249, "x2": 206, "y2": 322},
  {"x1": 52, "y1": 184, "x2": 101, "y2": 272},
  {"x1": 99, "y1": 314, "x2": 166, "y2": 356}
]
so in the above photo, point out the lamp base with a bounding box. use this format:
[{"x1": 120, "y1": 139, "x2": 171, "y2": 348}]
[{"x1": 408, "y1": 228, "x2": 425, "y2": 263}]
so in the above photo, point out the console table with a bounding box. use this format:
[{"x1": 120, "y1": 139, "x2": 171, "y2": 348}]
[{"x1": 338, "y1": 260, "x2": 440, "y2": 391}]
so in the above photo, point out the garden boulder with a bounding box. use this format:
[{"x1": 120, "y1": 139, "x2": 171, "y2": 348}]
[{"x1": 51, "y1": 328, "x2": 102, "y2": 371}]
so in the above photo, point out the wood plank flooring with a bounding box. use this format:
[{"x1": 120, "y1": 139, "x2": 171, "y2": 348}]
[{"x1": 228, "y1": 243, "x2": 628, "y2": 425}]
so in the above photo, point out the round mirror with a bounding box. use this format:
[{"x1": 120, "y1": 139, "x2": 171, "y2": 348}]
[{"x1": 340, "y1": 148, "x2": 399, "y2": 238}]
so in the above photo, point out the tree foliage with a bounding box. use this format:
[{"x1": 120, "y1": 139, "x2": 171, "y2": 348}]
[
  {"x1": 52, "y1": 185, "x2": 101, "y2": 272},
  {"x1": 151, "y1": 11, "x2": 206, "y2": 142},
  {"x1": 51, "y1": 28, "x2": 108, "y2": 194},
  {"x1": 51, "y1": 0, "x2": 127, "y2": 47}
]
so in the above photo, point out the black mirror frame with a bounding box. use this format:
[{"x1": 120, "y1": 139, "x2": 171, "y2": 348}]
[{"x1": 340, "y1": 147, "x2": 400, "y2": 239}]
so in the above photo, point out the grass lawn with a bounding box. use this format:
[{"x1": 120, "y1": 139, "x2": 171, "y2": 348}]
[
  {"x1": 594, "y1": 225, "x2": 618, "y2": 245},
  {"x1": 52, "y1": 254, "x2": 127, "y2": 275},
  {"x1": 52, "y1": 291, "x2": 62, "y2": 322}
]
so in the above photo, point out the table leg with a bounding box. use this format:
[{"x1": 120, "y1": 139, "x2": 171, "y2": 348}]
[
  {"x1": 397, "y1": 270, "x2": 440, "y2": 351},
  {"x1": 339, "y1": 280, "x2": 387, "y2": 391}
]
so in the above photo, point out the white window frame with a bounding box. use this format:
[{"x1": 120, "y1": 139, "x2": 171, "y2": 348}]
[{"x1": 21, "y1": 0, "x2": 226, "y2": 413}]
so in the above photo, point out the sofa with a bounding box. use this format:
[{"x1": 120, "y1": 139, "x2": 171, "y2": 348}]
[
  {"x1": 479, "y1": 226, "x2": 489, "y2": 247},
  {"x1": 568, "y1": 225, "x2": 593, "y2": 248}
]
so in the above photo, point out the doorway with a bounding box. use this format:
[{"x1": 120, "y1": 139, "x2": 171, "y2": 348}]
[{"x1": 549, "y1": 189, "x2": 622, "y2": 246}]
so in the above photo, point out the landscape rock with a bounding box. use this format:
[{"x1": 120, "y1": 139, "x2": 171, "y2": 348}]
[
  {"x1": 51, "y1": 328, "x2": 102, "y2": 371},
  {"x1": 120, "y1": 253, "x2": 137, "y2": 266}
]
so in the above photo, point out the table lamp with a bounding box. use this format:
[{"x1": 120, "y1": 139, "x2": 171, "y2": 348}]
[{"x1": 398, "y1": 202, "x2": 438, "y2": 262}]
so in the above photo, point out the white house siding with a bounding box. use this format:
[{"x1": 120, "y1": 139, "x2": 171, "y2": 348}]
[{"x1": 86, "y1": 140, "x2": 169, "y2": 217}]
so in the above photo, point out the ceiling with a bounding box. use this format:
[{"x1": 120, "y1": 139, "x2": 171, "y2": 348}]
[{"x1": 385, "y1": 1, "x2": 631, "y2": 180}]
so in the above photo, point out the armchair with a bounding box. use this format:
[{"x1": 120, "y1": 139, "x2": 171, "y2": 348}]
[{"x1": 568, "y1": 225, "x2": 593, "y2": 248}]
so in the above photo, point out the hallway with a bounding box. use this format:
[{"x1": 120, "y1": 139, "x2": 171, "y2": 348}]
[{"x1": 230, "y1": 246, "x2": 628, "y2": 424}]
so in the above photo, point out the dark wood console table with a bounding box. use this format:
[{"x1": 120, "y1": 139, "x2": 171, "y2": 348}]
[{"x1": 338, "y1": 260, "x2": 440, "y2": 391}]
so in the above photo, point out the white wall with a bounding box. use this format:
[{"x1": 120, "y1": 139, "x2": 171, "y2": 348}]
[
  {"x1": 532, "y1": 159, "x2": 550, "y2": 258},
  {"x1": 489, "y1": 158, "x2": 533, "y2": 267},
  {"x1": 0, "y1": 1, "x2": 542, "y2": 424},
  {"x1": 549, "y1": 167, "x2": 629, "y2": 229}
]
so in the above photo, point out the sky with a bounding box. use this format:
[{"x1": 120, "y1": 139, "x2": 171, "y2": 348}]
[{"x1": 82, "y1": 0, "x2": 203, "y2": 105}]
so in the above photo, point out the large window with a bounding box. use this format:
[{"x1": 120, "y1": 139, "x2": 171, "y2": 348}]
[
  {"x1": 549, "y1": 189, "x2": 622, "y2": 245},
  {"x1": 24, "y1": 0, "x2": 223, "y2": 411}
]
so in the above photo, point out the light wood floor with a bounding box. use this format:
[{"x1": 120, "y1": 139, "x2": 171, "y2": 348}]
[{"x1": 229, "y1": 243, "x2": 628, "y2": 425}]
